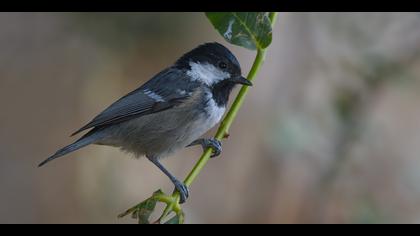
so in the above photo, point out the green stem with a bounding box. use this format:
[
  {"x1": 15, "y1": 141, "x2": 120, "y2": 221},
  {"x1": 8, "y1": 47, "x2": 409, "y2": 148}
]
[
  {"x1": 158, "y1": 47, "x2": 267, "y2": 221},
  {"x1": 152, "y1": 12, "x2": 278, "y2": 224},
  {"x1": 183, "y1": 49, "x2": 264, "y2": 186},
  {"x1": 183, "y1": 12, "x2": 278, "y2": 188},
  {"x1": 160, "y1": 12, "x2": 278, "y2": 222},
  {"x1": 269, "y1": 11, "x2": 278, "y2": 26}
]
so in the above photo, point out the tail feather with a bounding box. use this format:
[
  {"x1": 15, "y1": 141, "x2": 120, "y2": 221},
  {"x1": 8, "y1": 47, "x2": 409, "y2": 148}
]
[{"x1": 38, "y1": 132, "x2": 102, "y2": 167}]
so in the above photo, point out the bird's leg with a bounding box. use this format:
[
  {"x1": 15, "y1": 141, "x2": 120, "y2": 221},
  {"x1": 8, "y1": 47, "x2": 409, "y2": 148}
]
[
  {"x1": 187, "y1": 138, "x2": 222, "y2": 158},
  {"x1": 147, "y1": 156, "x2": 189, "y2": 204}
]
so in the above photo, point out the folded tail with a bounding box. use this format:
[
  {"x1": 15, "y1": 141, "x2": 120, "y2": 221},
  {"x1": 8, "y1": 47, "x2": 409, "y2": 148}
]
[{"x1": 39, "y1": 130, "x2": 104, "y2": 167}]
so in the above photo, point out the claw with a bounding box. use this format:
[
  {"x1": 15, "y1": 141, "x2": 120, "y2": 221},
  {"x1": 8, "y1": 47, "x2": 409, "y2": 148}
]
[
  {"x1": 173, "y1": 180, "x2": 189, "y2": 204},
  {"x1": 208, "y1": 139, "x2": 222, "y2": 158},
  {"x1": 187, "y1": 138, "x2": 222, "y2": 158}
]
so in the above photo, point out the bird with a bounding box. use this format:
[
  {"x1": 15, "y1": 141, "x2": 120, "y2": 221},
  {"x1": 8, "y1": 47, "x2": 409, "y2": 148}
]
[{"x1": 38, "y1": 42, "x2": 252, "y2": 203}]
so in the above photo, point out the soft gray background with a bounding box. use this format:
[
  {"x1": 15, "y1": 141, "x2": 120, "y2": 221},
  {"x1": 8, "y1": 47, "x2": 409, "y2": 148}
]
[{"x1": 2, "y1": 12, "x2": 420, "y2": 223}]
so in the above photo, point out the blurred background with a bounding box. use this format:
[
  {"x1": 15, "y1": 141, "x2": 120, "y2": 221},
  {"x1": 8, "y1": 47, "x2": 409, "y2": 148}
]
[{"x1": 1, "y1": 12, "x2": 420, "y2": 223}]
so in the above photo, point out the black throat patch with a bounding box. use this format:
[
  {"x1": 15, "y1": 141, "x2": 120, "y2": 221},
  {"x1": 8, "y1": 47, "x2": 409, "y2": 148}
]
[{"x1": 211, "y1": 80, "x2": 236, "y2": 107}]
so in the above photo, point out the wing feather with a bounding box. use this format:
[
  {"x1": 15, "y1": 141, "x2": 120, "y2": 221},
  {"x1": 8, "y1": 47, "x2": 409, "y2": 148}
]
[{"x1": 71, "y1": 68, "x2": 198, "y2": 136}]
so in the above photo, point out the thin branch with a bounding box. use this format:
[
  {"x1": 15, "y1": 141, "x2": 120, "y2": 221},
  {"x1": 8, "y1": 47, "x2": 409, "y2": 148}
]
[
  {"x1": 119, "y1": 12, "x2": 279, "y2": 224},
  {"x1": 157, "y1": 12, "x2": 279, "y2": 223}
]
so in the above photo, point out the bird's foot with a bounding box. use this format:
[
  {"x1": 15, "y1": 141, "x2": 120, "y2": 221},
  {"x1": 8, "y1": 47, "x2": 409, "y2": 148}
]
[
  {"x1": 187, "y1": 138, "x2": 222, "y2": 158},
  {"x1": 173, "y1": 179, "x2": 189, "y2": 204}
]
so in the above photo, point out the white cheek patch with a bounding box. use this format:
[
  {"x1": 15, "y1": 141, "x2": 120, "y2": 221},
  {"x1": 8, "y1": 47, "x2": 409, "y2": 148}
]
[
  {"x1": 143, "y1": 89, "x2": 165, "y2": 102},
  {"x1": 187, "y1": 61, "x2": 230, "y2": 86}
]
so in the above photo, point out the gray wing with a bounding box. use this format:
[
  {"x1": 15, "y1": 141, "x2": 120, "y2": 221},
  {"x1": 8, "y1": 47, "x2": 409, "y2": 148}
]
[{"x1": 71, "y1": 67, "x2": 200, "y2": 136}]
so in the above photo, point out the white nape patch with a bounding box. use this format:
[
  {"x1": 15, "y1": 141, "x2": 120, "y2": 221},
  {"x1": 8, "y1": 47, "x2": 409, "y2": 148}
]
[
  {"x1": 143, "y1": 89, "x2": 165, "y2": 102},
  {"x1": 187, "y1": 61, "x2": 230, "y2": 86},
  {"x1": 224, "y1": 19, "x2": 235, "y2": 40},
  {"x1": 204, "y1": 92, "x2": 226, "y2": 128}
]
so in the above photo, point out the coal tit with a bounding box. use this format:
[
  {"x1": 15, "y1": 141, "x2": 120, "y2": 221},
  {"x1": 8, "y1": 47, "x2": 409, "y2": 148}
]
[{"x1": 39, "y1": 42, "x2": 252, "y2": 203}]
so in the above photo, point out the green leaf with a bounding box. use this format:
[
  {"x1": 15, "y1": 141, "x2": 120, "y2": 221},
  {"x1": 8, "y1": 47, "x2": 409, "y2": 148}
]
[
  {"x1": 118, "y1": 189, "x2": 163, "y2": 224},
  {"x1": 134, "y1": 196, "x2": 159, "y2": 224},
  {"x1": 205, "y1": 12, "x2": 273, "y2": 50}
]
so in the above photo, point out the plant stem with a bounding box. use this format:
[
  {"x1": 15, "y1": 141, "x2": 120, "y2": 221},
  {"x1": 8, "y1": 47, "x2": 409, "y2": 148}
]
[
  {"x1": 183, "y1": 49, "x2": 264, "y2": 186},
  {"x1": 269, "y1": 12, "x2": 278, "y2": 26},
  {"x1": 183, "y1": 11, "x2": 278, "y2": 187},
  {"x1": 158, "y1": 12, "x2": 278, "y2": 223}
]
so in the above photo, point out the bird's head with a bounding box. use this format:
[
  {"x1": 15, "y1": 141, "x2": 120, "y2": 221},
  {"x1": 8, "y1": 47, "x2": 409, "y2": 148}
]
[
  {"x1": 175, "y1": 42, "x2": 252, "y2": 106},
  {"x1": 175, "y1": 42, "x2": 252, "y2": 87}
]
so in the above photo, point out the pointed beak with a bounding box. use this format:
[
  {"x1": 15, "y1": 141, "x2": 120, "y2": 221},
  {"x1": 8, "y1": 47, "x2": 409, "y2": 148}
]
[{"x1": 232, "y1": 76, "x2": 253, "y2": 86}]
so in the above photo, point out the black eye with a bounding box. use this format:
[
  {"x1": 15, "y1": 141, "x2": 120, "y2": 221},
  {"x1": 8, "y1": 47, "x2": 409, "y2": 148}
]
[{"x1": 218, "y1": 61, "x2": 227, "y2": 69}]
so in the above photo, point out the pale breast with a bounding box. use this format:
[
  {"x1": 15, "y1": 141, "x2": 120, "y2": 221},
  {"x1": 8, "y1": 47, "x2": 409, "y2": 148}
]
[
  {"x1": 155, "y1": 90, "x2": 226, "y2": 158},
  {"x1": 181, "y1": 91, "x2": 225, "y2": 141}
]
